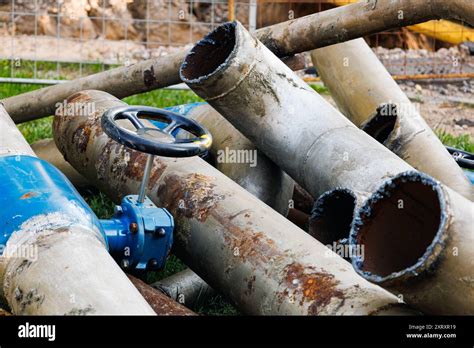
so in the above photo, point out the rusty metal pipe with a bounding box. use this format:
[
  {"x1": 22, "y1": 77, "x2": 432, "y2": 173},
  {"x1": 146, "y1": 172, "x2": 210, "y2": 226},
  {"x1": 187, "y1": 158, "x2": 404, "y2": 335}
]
[
  {"x1": 168, "y1": 103, "x2": 293, "y2": 215},
  {"x1": 255, "y1": 0, "x2": 474, "y2": 57},
  {"x1": 181, "y1": 21, "x2": 412, "y2": 240},
  {"x1": 181, "y1": 22, "x2": 474, "y2": 314},
  {"x1": 4, "y1": 0, "x2": 473, "y2": 123},
  {"x1": 350, "y1": 171, "x2": 474, "y2": 315},
  {"x1": 0, "y1": 105, "x2": 155, "y2": 315},
  {"x1": 151, "y1": 269, "x2": 215, "y2": 310},
  {"x1": 127, "y1": 275, "x2": 196, "y2": 315},
  {"x1": 310, "y1": 38, "x2": 474, "y2": 201},
  {"x1": 53, "y1": 90, "x2": 416, "y2": 315}
]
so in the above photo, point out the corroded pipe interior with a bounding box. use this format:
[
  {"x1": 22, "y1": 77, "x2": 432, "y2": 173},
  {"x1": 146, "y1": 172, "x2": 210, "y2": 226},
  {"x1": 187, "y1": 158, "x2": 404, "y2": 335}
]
[
  {"x1": 361, "y1": 104, "x2": 397, "y2": 144},
  {"x1": 181, "y1": 22, "x2": 236, "y2": 81},
  {"x1": 352, "y1": 172, "x2": 444, "y2": 279},
  {"x1": 309, "y1": 189, "x2": 356, "y2": 245}
]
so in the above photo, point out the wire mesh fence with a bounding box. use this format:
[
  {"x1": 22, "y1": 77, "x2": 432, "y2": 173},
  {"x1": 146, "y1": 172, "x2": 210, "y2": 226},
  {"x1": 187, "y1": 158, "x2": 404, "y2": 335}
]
[
  {"x1": 0, "y1": 0, "x2": 471, "y2": 85},
  {"x1": 0, "y1": 0, "x2": 255, "y2": 84}
]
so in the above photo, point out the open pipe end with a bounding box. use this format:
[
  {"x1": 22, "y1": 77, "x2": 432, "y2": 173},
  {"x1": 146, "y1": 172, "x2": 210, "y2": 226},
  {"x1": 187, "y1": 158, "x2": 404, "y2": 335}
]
[
  {"x1": 309, "y1": 188, "x2": 357, "y2": 245},
  {"x1": 180, "y1": 21, "x2": 238, "y2": 84},
  {"x1": 361, "y1": 103, "x2": 397, "y2": 144},
  {"x1": 350, "y1": 171, "x2": 448, "y2": 285}
]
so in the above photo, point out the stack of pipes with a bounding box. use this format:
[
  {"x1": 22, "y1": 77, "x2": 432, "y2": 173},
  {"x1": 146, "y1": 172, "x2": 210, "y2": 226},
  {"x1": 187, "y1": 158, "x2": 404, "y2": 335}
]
[{"x1": 0, "y1": 0, "x2": 472, "y2": 315}]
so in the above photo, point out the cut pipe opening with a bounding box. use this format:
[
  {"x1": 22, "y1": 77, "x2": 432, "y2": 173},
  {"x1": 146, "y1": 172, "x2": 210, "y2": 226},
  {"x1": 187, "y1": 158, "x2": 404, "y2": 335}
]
[
  {"x1": 361, "y1": 103, "x2": 397, "y2": 144},
  {"x1": 309, "y1": 189, "x2": 357, "y2": 245},
  {"x1": 350, "y1": 171, "x2": 447, "y2": 283},
  {"x1": 180, "y1": 22, "x2": 237, "y2": 82}
]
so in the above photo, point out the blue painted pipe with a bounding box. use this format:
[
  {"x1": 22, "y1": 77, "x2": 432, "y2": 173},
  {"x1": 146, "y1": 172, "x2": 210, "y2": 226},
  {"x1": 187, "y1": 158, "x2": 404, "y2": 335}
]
[
  {"x1": 0, "y1": 155, "x2": 107, "y2": 251},
  {"x1": 0, "y1": 154, "x2": 173, "y2": 272}
]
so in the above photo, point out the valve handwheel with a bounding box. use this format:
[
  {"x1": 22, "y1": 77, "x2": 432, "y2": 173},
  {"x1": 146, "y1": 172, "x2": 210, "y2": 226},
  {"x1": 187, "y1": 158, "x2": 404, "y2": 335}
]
[
  {"x1": 100, "y1": 106, "x2": 213, "y2": 271},
  {"x1": 102, "y1": 105, "x2": 213, "y2": 203},
  {"x1": 102, "y1": 105, "x2": 212, "y2": 158}
]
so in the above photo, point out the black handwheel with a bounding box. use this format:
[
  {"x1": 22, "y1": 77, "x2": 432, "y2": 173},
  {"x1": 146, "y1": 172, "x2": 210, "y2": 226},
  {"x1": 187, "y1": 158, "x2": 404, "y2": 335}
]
[
  {"x1": 445, "y1": 145, "x2": 474, "y2": 170},
  {"x1": 101, "y1": 105, "x2": 212, "y2": 157}
]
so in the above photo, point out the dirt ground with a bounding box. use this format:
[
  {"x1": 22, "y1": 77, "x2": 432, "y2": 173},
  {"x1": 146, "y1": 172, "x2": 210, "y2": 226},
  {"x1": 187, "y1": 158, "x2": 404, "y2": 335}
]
[
  {"x1": 320, "y1": 80, "x2": 473, "y2": 138},
  {"x1": 400, "y1": 80, "x2": 473, "y2": 137}
]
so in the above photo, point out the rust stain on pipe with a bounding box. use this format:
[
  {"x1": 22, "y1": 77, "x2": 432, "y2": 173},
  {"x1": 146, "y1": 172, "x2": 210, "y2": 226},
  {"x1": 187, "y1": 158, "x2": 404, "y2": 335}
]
[
  {"x1": 157, "y1": 173, "x2": 225, "y2": 223},
  {"x1": 280, "y1": 262, "x2": 344, "y2": 315},
  {"x1": 127, "y1": 275, "x2": 196, "y2": 316}
]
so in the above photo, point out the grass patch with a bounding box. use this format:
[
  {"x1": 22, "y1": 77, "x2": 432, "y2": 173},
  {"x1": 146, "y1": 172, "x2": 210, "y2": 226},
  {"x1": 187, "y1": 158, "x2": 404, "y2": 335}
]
[
  {"x1": 196, "y1": 295, "x2": 240, "y2": 316},
  {"x1": 0, "y1": 81, "x2": 45, "y2": 99},
  {"x1": 18, "y1": 117, "x2": 53, "y2": 144},
  {"x1": 124, "y1": 89, "x2": 203, "y2": 108},
  {"x1": 309, "y1": 83, "x2": 329, "y2": 94},
  {"x1": 436, "y1": 130, "x2": 474, "y2": 153}
]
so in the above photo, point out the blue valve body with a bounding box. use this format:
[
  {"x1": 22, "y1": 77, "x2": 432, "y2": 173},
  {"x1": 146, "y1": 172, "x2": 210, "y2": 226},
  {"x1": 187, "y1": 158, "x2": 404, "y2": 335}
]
[
  {"x1": 0, "y1": 155, "x2": 173, "y2": 272},
  {"x1": 101, "y1": 195, "x2": 173, "y2": 271}
]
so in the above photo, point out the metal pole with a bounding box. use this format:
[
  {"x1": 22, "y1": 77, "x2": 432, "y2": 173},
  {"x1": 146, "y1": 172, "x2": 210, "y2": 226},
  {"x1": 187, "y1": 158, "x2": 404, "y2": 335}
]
[
  {"x1": 350, "y1": 171, "x2": 474, "y2": 315},
  {"x1": 165, "y1": 102, "x2": 294, "y2": 216},
  {"x1": 138, "y1": 154, "x2": 154, "y2": 203},
  {"x1": 249, "y1": 0, "x2": 257, "y2": 32},
  {"x1": 152, "y1": 268, "x2": 215, "y2": 309},
  {"x1": 128, "y1": 274, "x2": 196, "y2": 315}
]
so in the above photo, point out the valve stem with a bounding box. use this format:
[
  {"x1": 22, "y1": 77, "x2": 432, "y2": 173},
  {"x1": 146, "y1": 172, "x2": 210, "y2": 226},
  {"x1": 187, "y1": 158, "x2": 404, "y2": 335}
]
[{"x1": 138, "y1": 154, "x2": 154, "y2": 203}]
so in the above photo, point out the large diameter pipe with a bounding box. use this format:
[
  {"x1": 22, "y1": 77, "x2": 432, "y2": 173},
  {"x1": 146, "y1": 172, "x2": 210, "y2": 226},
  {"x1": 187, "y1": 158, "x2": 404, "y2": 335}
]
[
  {"x1": 4, "y1": 0, "x2": 473, "y2": 124},
  {"x1": 53, "y1": 90, "x2": 416, "y2": 315},
  {"x1": 181, "y1": 22, "x2": 474, "y2": 314},
  {"x1": 310, "y1": 38, "x2": 474, "y2": 201},
  {"x1": 31, "y1": 138, "x2": 91, "y2": 189},
  {"x1": 0, "y1": 106, "x2": 155, "y2": 315},
  {"x1": 166, "y1": 103, "x2": 293, "y2": 215},
  {"x1": 180, "y1": 22, "x2": 412, "y2": 239},
  {"x1": 350, "y1": 171, "x2": 474, "y2": 315},
  {"x1": 152, "y1": 269, "x2": 215, "y2": 310}
]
